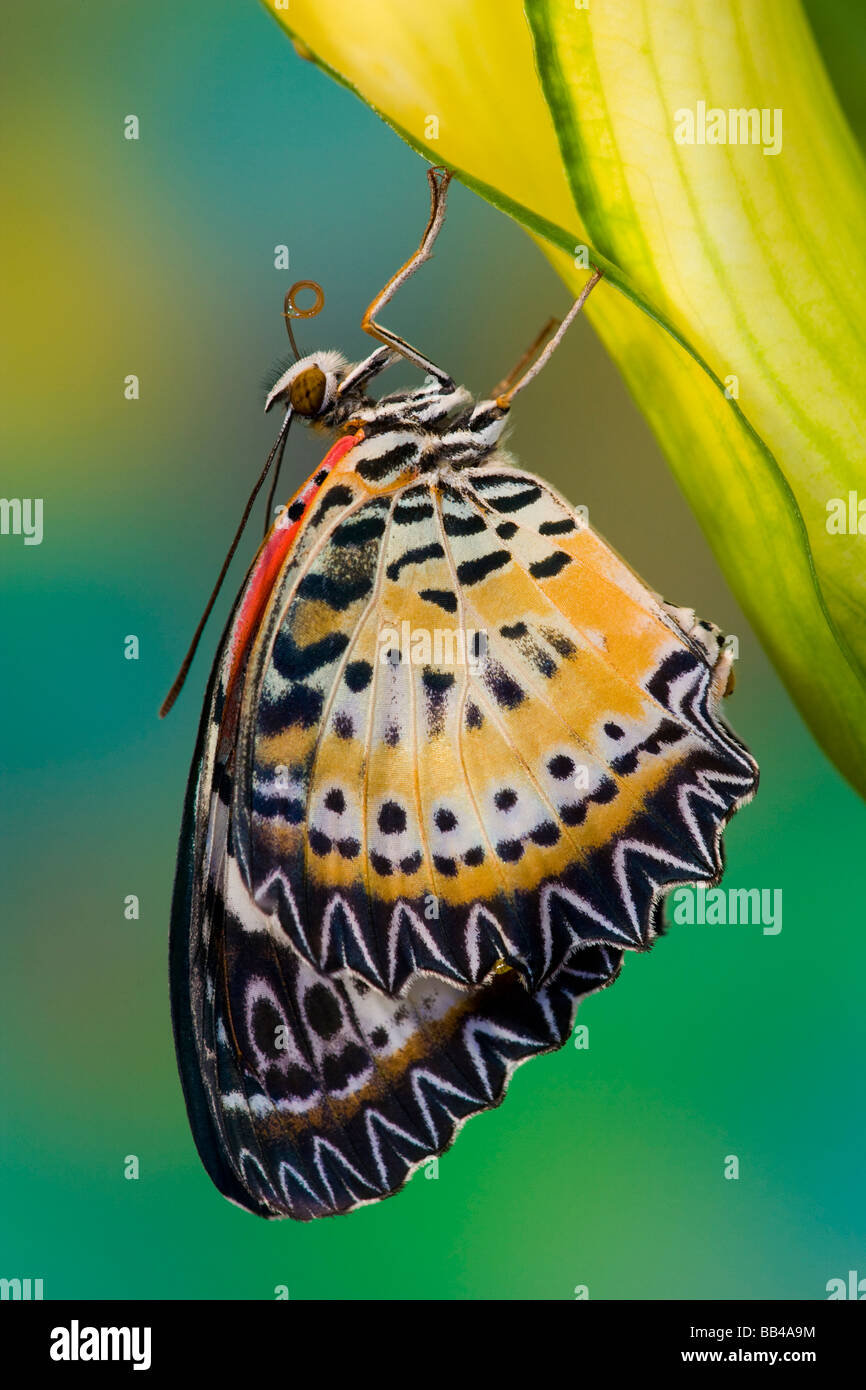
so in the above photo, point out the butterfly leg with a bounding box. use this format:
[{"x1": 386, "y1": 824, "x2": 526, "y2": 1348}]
[
  {"x1": 493, "y1": 269, "x2": 604, "y2": 409},
  {"x1": 360, "y1": 166, "x2": 456, "y2": 388},
  {"x1": 336, "y1": 344, "x2": 401, "y2": 398}
]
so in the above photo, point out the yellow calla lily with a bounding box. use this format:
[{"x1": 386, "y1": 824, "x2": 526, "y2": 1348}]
[{"x1": 262, "y1": 0, "x2": 866, "y2": 796}]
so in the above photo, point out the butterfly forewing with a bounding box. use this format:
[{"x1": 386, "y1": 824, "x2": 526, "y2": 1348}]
[{"x1": 170, "y1": 506, "x2": 623, "y2": 1217}]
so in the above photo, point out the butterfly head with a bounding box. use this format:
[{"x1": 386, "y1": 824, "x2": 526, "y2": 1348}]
[{"x1": 264, "y1": 350, "x2": 349, "y2": 423}]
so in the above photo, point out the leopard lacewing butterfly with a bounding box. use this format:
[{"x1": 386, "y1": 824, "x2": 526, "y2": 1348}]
[{"x1": 163, "y1": 168, "x2": 758, "y2": 1220}]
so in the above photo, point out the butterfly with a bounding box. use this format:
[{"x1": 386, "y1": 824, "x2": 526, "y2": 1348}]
[{"x1": 164, "y1": 168, "x2": 758, "y2": 1221}]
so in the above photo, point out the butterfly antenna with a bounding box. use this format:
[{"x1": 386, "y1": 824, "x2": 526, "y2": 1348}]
[
  {"x1": 490, "y1": 316, "x2": 559, "y2": 400},
  {"x1": 262, "y1": 429, "x2": 289, "y2": 538},
  {"x1": 159, "y1": 406, "x2": 293, "y2": 718},
  {"x1": 495, "y1": 268, "x2": 604, "y2": 409},
  {"x1": 261, "y1": 282, "x2": 325, "y2": 535},
  {"x1": 283, "y1": 279, "x2": 325, "y2": 362},
  {"x1": 285, "y1": 317, "x2": 302, "y2": 361}
]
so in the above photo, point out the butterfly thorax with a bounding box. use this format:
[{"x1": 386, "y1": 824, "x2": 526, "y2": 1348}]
[{"x1": 326, "y1": 377, "x2": 510, "y2": 491}]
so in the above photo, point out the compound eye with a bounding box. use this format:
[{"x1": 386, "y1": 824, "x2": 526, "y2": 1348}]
[{"x1": 289, "y1": 365, "x2": 328, "y2": 416}]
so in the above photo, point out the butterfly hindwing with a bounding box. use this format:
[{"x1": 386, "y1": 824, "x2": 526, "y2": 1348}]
[{"x1": 170, "y1": 566, "x2": 622, "y2": 1218}]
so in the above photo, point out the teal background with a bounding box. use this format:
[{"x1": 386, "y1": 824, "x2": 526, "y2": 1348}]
[{"x1": 1, "y1": 1, "x2": 863, "y2": 1300}]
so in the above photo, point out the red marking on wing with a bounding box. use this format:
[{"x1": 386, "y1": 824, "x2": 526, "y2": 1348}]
[{"x1": 226, "y1": 431, "x2": 362, "y2": 696}]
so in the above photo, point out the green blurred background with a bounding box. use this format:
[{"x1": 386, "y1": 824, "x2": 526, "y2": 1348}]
[{"x1": 1, "y1": 0, "x2": 863, "y2": 1300}]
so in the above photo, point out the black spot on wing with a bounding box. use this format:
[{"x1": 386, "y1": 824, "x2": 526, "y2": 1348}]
[
  {"x1": 590, "y1": 777, "x2": 618, "y2": 805},
  {"x1": 386, "y1": 542, "x2": 445, "y2": 582},
  {"x1": 259, "y1": 682, "x2": 324, "y2": 733},
  {"x1": 251, "y1": 998, "x2": 283, "y2": 1060},
  {"x1": 296, "y1": 571, "x2": 374, "y2": 611},
  {"x1": 310, "y1": 484, "x2": 354, "y2": 523},
  {"x1": 272, "y1": 630, "x2": 350, "y2": 681},
  {"x1": 443, "y1": 510, "x2": 486, "y2": 537},
  {"x1": 465, "y1": 701, "x2": 483, "y2": 730},
  {"x1": 421, "y1": 667, "x2": 455, "y2": 735},
  {"x1": 548, "y1": 754, "x2": 574, "y2": 780},
  {"x1": 646, "y1": 649, "x2": 698, "y2": 700},
  {"x1": 251, "y1": 790, "x2": 304, "y2": 823},
  {"x1": 356, "y1": 442, "x2": 419, "y2": 485},
  {"x1": 469, "y1": 475, "x2": 542, "y2": 513},
  {"x1": 530, "y1": 821, "x2": 561, "y2": 846},
  {"x1": 422, "y1": 669, "x2": 455, "y2": 696},
  {"x1": 419, "y1": 588, "x2": 457, "y2": 613},
  {"x1": 609, "y1": 718, "x2": 688, "y2": 775},
  {"x1": 496, "y1": 839, "x2": 524, "y2": 862},
  {"x1": 432, "y1": 854, "x2": 458, "y2": 877},
  {"x1": 322, "y1": 1043, "x2": 370, "y2": 1091},
  {"x1": 393, "y1": 498, "x2": 434, "y2": 525},
  {"x1": 482, "y1": 661, "x2": 525, "y2": 710},
  {"x1": 456, "y1": 550, "x2": 510, "y2": 585},
  {"x1": 610, "y1": 749, "x2": 640, "y2": 776},
  {"x1": 489, "y1": 485, "x2": 543, "y2": 513},
  {"x1": 540, "y1": 625, "x2": 577, "y2": 659},
  {"x1": 529, "y1": 551, "x2": 572, "y2": 580},
  {"x1": 344, "y1": 660, "x2": 373, "y2": 692},
  {"x1": 281, "y1": 1065, "x2": 318, "y2": 1101},
  {"x1": 378, "y1": 801, "x2": 407, "y2": 834},
  {"x1": 331, "y1": 513, "x2": 389, "y2": 547},
  {"x1": 643, "y1": 718, "x2": 688, "y2": 754},
  {"x1": 533, "y1": 650, "x2": 557, "y2": 679},
  {"x1": 304, "y1": 984, "x2": 342, "y2": 1040}
]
